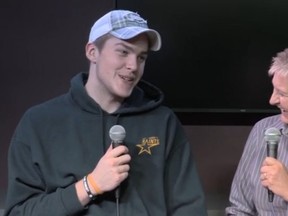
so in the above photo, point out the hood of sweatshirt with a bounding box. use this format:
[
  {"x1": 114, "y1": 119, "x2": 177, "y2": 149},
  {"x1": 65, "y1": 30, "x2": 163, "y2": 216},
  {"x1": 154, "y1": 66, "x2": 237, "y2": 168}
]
[{"x1": 70, "y1": 72, "x2": 164, "y2": 115}]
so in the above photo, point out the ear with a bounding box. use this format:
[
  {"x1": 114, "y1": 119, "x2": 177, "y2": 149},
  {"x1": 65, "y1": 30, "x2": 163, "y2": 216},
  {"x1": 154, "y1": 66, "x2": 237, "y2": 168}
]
[{"x1": 85, "y1": 43, "x2": 98, "y2": 63}]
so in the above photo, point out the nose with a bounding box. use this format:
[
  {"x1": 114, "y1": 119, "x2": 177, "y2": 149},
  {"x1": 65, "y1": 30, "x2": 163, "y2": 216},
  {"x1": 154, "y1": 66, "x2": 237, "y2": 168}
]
[
  {"x1": 126, "y1": 56, "x2": 138, "y2": 71},
  {"x1": 269, "y1": 90, "x2": 279, "y2": 106}
]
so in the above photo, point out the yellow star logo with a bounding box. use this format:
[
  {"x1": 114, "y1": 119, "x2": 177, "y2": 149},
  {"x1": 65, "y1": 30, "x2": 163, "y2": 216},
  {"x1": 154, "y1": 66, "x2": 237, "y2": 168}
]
[{"x1": 136, "y1": 137, "x2": 160, "y2": 155}]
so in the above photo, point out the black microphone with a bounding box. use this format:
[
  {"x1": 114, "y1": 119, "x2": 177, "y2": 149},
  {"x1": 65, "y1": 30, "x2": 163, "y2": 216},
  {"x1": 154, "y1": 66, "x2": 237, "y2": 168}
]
[
  {"x1": 264, "y1": 127, "x2": 281, "y2": 202},
  {"x1": 109, "y1": 124, "x2": 126, "y2": 216}
]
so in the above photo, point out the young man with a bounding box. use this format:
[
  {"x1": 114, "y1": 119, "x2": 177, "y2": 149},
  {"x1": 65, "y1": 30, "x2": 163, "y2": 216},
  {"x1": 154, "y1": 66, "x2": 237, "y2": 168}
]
[
  {"x1": 226, "y1": 48, "x2": 288, "y2": 215},
  {"x1": 4, "y1": 9, "x2": 207, "y2": 216}
]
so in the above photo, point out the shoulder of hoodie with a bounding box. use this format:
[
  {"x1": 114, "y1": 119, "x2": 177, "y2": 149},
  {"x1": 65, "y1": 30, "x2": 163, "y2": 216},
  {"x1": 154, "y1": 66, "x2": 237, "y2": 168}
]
[{"x1": 20, "y1": 93, "x2": 71, "y2": 123}]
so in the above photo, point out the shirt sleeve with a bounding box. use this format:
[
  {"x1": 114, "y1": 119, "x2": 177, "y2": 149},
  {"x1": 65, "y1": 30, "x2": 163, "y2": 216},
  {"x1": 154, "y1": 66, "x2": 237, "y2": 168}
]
[
  {"x1": 4, "y1": 113, "x2": 84, "y2": 216},
  {"x1": 225, "y1": 123, "x2": 262, "y2": 215}
]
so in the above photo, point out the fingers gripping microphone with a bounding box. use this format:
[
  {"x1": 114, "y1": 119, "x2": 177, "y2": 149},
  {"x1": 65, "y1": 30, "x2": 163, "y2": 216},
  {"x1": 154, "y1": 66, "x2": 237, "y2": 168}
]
[
  {"x1": 264, "y1": 127, "x2": 281, "y2": 202},
  {"x1": 109, "y1": 125, "x2": 126, "y2": 215}
]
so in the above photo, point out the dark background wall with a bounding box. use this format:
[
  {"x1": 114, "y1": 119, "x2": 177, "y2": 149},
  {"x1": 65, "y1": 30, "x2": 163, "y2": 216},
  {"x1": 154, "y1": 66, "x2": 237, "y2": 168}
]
[{"x1": 0, "y1": 0, "x2": 265, "y2": 213}]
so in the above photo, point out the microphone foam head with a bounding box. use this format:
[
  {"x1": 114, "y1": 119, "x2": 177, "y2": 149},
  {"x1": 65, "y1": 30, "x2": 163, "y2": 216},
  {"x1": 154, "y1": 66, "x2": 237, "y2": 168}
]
[
  {"x1": 109, "y1": 125, "x2": 126, "y2": 142},
  {"x1": 264, "y1": 127, "x2": 281, "y2": 143}
]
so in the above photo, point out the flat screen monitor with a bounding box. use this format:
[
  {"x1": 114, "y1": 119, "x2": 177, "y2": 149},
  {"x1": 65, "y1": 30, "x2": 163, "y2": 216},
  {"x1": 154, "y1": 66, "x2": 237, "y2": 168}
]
[{"x1": 115, "y1": 0, "x2": 286, "y2": 124}]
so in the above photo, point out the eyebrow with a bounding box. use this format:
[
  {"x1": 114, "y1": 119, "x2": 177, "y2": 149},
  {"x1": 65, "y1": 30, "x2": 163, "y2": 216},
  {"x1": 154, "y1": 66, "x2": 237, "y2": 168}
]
[{"x1": 115, "y1": 42, "x2": 148, "y2": 55}]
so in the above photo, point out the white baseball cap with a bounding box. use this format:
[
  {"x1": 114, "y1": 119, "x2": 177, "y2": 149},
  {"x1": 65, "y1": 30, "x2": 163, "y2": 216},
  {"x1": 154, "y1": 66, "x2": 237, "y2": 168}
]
[{"x1": 88, "y1": 10, "x2": 162, "y2": 51}]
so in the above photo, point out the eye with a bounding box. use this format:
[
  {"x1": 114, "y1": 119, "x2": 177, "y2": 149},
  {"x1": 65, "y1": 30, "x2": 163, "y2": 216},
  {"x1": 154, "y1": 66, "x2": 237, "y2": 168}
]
[
  {"x1": 274, "y1": 89, "x2": 288, "y2": 97},
  {"x1": 280, "y1": 92, "x2": 288, "y2": 97},
  {"x1": 116, "y1": 48, "x2": 129, "y2": 56},
  {"x1": 138, "y1": 54, "x2": 147, "y2": 62},
  {"x1": 122, "y1": 50, "x2": 129, "y2": 55}
]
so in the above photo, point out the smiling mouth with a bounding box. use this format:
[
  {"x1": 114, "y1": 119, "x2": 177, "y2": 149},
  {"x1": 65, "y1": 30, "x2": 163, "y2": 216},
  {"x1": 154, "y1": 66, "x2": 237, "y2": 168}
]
[{"x1": 119, "y1": 74, "x2": 134, "y2": 82}]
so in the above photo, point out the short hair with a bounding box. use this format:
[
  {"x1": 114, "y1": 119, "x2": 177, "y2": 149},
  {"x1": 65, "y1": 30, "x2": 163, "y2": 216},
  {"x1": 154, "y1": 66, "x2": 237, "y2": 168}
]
[
  {"x1": 268, "y1": 48, "x2": 288, "y2": 76},
  {"x1": 93, "y1": 33, "x2": 112, "y2": 52}
]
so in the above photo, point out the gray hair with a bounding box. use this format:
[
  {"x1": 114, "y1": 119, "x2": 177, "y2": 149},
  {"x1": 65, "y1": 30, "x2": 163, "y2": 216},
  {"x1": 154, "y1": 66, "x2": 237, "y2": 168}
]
[{"x1": 268, "y1": 48, "x2": 288, "y2": 76}]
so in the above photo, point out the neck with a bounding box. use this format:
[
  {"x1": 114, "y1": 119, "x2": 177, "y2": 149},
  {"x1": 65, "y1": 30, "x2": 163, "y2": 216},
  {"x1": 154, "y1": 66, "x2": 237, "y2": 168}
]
[{"x1": 85, "y1": 73, "x2": 122, "y2": 114}]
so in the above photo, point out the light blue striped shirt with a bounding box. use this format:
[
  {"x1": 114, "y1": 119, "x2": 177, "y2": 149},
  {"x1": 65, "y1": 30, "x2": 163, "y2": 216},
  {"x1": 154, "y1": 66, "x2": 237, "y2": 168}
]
[{"x1": 226, "y1": 114, "x2": 288, "y2": 215}]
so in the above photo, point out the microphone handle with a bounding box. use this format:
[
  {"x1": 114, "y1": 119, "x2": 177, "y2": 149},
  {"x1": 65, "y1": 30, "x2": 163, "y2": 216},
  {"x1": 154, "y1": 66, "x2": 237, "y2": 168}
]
[
  {"x1": 112, "y1": 140, "x2": 122, "y2": 148},
  {"x1": 267, "y1": 143, "x2": 278, "y2": 158},
  {"x1": 112, "y1": 140, "x2": 122, "y2": 200},
  {"x1": 111, "y1": 140, "x2": 121, "y2": 216},
  {"x1": 267, "y1": 142, "x2": 278, "y2": 202},
  {"x1": 268, "y1": 190, "x2": 274, "y2": 202}
]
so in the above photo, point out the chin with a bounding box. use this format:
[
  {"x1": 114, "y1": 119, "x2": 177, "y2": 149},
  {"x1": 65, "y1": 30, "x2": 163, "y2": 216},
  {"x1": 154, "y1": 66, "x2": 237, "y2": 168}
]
[{"x1": 120, "y1": 89, "x2": 133, "y2": 98}]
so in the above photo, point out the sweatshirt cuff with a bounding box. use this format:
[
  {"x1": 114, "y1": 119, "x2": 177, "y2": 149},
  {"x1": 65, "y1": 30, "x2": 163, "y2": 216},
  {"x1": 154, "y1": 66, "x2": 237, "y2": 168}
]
[{"x1": 60, "y1": 183, "x2": 84, "y2": 214}]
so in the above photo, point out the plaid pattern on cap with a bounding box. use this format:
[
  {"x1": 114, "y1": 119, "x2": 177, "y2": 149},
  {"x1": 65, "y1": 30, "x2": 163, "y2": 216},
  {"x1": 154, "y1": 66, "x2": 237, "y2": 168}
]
[
  {"x1": 110, "y1": 12, "x2": 148, "y2": 30},
  {"x1": 88, "y1": 10, "x2": 161, "y2": 51}
]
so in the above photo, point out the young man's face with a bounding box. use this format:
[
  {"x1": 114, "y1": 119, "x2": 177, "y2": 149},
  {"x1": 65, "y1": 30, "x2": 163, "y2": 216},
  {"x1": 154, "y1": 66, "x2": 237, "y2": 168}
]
[{"x1": 94, "y1": 34, "x2": 149, "y2": 100}]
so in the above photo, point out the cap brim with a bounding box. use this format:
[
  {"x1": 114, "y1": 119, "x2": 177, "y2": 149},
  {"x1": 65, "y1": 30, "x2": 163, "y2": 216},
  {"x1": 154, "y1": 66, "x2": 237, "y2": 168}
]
[{"x1": 110, "y1": 27, "x2": 161, "y2": 51}]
